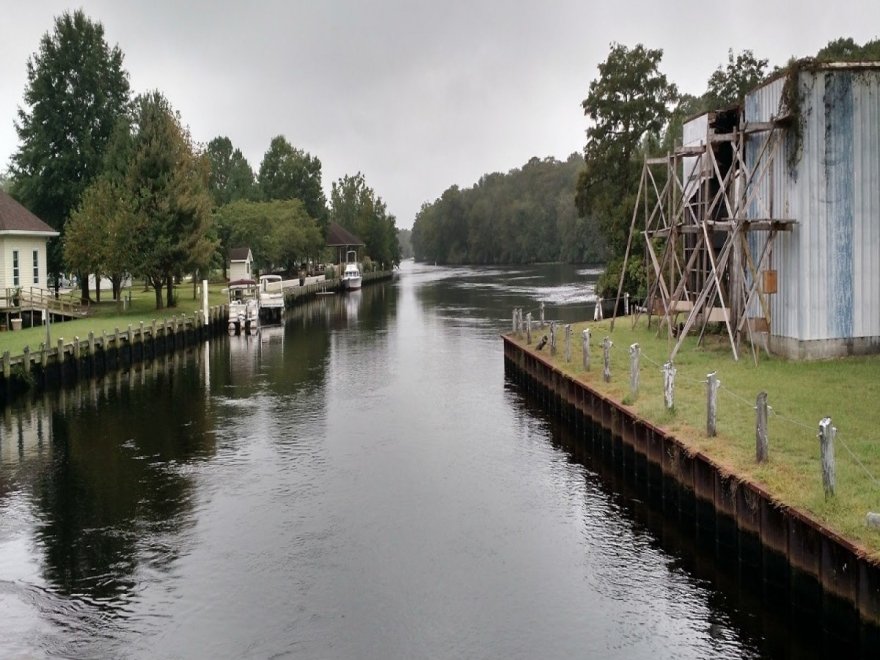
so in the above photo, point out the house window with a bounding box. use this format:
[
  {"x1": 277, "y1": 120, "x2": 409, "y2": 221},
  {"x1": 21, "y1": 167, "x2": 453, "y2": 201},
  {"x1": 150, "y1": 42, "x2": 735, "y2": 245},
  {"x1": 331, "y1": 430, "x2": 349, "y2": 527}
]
[
  {"x1": 33, "y1": 250, "x2": 39, "y2": 285},
  {"x1": 12, "y1": 250, "x2": 19, "y2": 287}
]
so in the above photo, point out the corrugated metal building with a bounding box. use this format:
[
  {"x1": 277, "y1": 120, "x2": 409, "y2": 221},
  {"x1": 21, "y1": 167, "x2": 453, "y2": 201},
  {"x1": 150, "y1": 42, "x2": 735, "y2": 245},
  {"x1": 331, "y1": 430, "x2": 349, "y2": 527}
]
[{"x1": 742, "y1": 63, "x2": 880, "y2": 358}]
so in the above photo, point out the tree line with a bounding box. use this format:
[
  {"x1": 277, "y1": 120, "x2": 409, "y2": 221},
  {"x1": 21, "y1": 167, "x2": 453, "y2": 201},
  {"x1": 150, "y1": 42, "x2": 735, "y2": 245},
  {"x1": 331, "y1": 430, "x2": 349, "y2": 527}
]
[
  {"x1": 411, "y1": 36, "x2": 880, "y2": 296},
  {"x1": 5, "y1": 10, "x2": 401, "y2": 309},
  {"x1": 412, "y1": 153, "x2": 604, "y2": 265}
]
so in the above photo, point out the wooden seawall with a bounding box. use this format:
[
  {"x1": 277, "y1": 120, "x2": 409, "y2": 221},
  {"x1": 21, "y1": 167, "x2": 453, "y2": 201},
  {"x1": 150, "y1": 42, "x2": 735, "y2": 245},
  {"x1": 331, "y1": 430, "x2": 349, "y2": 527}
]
[
  {"x1": 503, "y1": 335, "x2": 880, "y2": 629},
  {"x1": 0, "y1": 305, "x2": 229, "y2": 398}
]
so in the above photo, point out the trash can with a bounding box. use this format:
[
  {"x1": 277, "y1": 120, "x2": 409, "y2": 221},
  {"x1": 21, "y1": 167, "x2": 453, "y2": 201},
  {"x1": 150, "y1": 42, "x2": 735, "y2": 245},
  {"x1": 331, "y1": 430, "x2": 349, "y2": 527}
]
[{"x1": 11, "y1": 318, "x2": 22, "y2": 331}]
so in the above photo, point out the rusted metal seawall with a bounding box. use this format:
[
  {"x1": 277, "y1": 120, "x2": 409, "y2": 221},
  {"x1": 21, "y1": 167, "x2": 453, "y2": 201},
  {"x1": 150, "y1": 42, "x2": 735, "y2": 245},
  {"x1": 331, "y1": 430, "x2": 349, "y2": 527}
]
[{"x1": 503, "y1": 335, "x2": 880, "y2": 626}]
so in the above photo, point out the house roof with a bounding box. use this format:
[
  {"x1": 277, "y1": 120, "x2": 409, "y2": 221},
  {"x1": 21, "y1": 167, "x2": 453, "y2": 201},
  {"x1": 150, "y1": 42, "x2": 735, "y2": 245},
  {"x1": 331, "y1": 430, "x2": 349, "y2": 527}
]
[
  {"x1": 326, "y1": 222, "x2": 364, "y2": 247},
  {"x1": 229, "y1": 247, "x2": 252, "y2": 262},
  {"x1": 0, "y1": 190, "x2": 59, "y2": 235}
]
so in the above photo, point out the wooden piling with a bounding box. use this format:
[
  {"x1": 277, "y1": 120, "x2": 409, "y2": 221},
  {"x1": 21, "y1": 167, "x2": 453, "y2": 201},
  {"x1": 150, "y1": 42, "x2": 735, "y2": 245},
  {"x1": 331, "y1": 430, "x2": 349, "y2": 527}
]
[
  {"x1": 564, "y1": 324, "x2": 572, "y2": 362},
  {"x1": 756, "y1": 391, "x2": 769, "y2": 462},
  {"x1": 818, "y1": 417, "x2": 836, "y2": 499},
  {"x1": 706, "y1": 371, "x2": 719, "y2": 437},
  {"x1": 582, "y1": 328, "x2": 591, "y2": 371},
  {"x1": 602, "y1": 337, "x2": 612, "y2": 383},
  {"x1": 629, "y1": 343, "x2": 639, "y2": 399},
  {"x1": 663, "y1": 362, "x2": 676, "y2": 410}
]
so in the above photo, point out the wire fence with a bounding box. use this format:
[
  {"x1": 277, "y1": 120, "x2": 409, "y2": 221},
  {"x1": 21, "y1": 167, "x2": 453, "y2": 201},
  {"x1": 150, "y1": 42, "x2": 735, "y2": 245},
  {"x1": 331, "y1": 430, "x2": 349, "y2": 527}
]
[{"x1": 509, "y1": 308, "x2": 880, "y2": 496}]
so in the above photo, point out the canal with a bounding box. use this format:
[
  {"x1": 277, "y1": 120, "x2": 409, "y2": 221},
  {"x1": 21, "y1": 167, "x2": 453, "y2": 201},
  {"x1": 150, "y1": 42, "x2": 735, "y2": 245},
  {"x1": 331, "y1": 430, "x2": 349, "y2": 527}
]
[{"x1": 0, "y1": 262, "x2": 856, "y2": 657}]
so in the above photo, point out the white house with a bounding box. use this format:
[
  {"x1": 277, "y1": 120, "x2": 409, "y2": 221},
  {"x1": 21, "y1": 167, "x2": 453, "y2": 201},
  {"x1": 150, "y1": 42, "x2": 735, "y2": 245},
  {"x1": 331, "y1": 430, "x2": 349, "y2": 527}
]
[
  {"x1": 228, "y1": 247, "x2": 253, "y2": 282},
  {"x1": 0, "y1": 190, "x2": 59, "y2": 293}
]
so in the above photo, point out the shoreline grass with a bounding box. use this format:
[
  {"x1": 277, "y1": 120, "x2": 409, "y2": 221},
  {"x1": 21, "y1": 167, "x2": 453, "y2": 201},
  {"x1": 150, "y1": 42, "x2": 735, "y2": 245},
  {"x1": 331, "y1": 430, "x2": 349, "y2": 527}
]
[
  {"x1": 0, "y1": 283, "x2": 229, "y2": 356},
  {"x1": 511, "y1": 316, "x2": 880, "y2": 558}
]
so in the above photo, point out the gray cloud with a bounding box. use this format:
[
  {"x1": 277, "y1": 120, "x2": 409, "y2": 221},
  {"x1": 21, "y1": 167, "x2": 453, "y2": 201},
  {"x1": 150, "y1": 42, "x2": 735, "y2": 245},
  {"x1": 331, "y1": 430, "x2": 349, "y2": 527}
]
[{"x1": 2, "y1": 0, "x2": 878, "y2": 228}]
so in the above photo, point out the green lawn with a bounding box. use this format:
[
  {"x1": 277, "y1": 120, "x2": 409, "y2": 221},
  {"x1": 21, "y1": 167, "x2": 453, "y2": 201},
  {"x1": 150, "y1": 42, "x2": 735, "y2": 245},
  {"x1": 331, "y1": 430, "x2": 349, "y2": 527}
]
[
  {"x1": 511, "y1": 316, "x2": 880, "y2": 557},
  {"x1": 0, "y1": 282, "x2": 229, "y2": 355}
]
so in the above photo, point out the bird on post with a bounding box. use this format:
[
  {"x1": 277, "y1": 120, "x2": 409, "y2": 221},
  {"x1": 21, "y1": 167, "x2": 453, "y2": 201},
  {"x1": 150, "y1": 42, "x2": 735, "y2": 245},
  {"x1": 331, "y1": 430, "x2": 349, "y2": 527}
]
[{"x1": 536, "y1": 335, "x2": 548, "y2": 351}]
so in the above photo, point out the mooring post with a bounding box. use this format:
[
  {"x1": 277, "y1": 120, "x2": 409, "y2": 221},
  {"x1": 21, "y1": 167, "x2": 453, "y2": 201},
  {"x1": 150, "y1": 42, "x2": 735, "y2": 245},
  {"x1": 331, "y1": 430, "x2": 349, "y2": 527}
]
[
  {"x1": 663, "y1": 362, "x2": 676, "y2": 410},
  {"x1": 582, "y1": 328, "x2": 591, "y2": 371},
  {"x1": 512, "y1": 308, "x2": 517, "y2": 335},
  {"x1": 127, "y1": 324, "x2": 133, "y2": 344},
  {"x1": 57, "y1": 339, "x2": 64, "y2": 364},
  {"x1": 629, "y1": 343, "x2": 639, "y2": 399},
  {"x1": 756, "y1": 391, "x2": 769, "y2": 462},
  {"x1": 624, "y1": 292, "x2": 630, "y2": 316},
  {"x1": 602, "y1": 337, "x2": 612, "y2": 383},
  {"x1": 526, "y1": 312, "x2": 532, "y2": 344},
  {"x1": 22, "y1": 346, "x2": 30, "y2": 374},
  {"x1": 549, "y1": 321, "x2": 557, "y2": 356},
  {"x1": 540, "y1": 302, "x2": 545, "y2": 326},
  {"x1": 564, "y1": 324, "x2": 572, "y2": 362},
  {"x1": 88, "y1": 331, "x2": 95, "y2": 356},
  {"x1": 73, "y1": 336, "x2": 81, "y2": 361},
  {"x1": 2, "y1": 351, "x2": 9, "y2": 379},
  {"x1": 706, "y1": 371, "x2": 719, "y2": 437},
  {"x1": 139, "y1": 321, "x2": 145, "y2": 343},
  {"x1": 818, "y1": 417, "x2": 836, "y2": 499}
]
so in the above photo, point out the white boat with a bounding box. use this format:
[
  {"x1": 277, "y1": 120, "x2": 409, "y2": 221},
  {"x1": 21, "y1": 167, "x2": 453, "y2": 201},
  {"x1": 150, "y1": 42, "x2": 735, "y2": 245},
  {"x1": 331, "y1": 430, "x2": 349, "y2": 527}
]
[
  {"x1": 227, "y1": 279, "x2": 259, "y2": 334},
  {"x1": 258, "y1": 274, "x2": 284, "y2": 323},
  {"x1": 341, "y1": 250, "x2": 362, "y2": 290}
]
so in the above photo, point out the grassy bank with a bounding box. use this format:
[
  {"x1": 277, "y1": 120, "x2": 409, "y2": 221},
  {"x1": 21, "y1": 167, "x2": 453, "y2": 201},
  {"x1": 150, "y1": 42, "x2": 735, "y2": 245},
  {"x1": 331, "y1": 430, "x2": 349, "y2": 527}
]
[
  {"x1": 0, "y1": 283, "x2": 229, "y2": 356},
  {"x1": 510, "y1": 316, "x2": 880, "y2": 557}
]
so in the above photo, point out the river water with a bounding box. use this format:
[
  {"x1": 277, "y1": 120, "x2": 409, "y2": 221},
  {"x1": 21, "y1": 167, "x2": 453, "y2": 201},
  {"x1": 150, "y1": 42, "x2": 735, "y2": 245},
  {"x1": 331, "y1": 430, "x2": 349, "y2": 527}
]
[{"x1": 0, "y1": 262, "x2": 857, "y2": 658}]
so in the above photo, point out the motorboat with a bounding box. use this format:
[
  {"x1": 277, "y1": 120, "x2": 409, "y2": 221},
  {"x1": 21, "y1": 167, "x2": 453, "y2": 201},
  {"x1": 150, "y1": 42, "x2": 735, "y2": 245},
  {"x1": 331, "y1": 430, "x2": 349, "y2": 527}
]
[
  {"x1": 341, "y1": 250, "x2": 362, "y2": 290},
  {"x1": 227, "y1": 279, "x2": 259, "y2": 334},
  {"x1": 258, "y1": 274, "x2": 284, "y2": 323}
]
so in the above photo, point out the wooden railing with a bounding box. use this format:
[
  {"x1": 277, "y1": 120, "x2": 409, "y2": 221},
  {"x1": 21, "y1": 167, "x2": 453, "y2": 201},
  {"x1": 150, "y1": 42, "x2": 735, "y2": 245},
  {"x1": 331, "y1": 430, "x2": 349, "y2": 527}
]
[{"x1": 3, "y1": 287, "x2": 85, "y2": 317}]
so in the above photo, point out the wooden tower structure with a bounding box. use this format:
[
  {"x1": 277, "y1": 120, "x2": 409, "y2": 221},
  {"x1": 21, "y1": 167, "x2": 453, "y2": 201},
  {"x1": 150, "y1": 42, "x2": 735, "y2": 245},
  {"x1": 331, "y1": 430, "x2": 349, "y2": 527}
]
[{"x1": 611, "y1": 107, "x2": 796, "y2": 362}]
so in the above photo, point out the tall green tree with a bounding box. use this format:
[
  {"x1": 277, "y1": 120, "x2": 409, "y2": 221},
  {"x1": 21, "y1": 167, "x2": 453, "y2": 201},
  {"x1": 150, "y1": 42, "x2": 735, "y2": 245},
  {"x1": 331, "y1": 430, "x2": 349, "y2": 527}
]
[
  {"x1": 704, "y1": 49, "x2": 769, "y2": 108},
  {"x1": 330, "y1": 173, "x2": 399, "y2": 268},
  {"x1": 126, "y1": 92, "x2": 215, "y2": 309},
  {"x1": 10, "y1": 9, "x2": 130, "y2": 285},
  {"x1": 205, "y1": 136, "x2": 255, "y2": 206},
  {"x1": 576, "y1": 43, "x2": 677, "y2": 261},
  {"x1": 257, "y1": 135, "x2": 327, "y2": 226}
]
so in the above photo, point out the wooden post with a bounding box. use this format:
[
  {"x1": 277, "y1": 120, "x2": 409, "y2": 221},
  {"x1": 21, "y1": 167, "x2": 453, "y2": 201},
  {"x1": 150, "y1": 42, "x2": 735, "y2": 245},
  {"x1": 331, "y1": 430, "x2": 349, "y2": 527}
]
[
  {"x1": 73, "y1": 337, "x2": 81, "y2": 361},
  {"x1": 756, "y1": 391, "x2": 769, "y2": 462},
  {"x1": 818, "y1": 417, "x2": 836, "y2": 499},
  {"x1": 624, "y1": 292, "x2": 630, "y2": 316},
  {"x1": 663, "y1": 362, "x2": 676, "y2": 410},
  {"x1": 57, "y1": 339, "x2": 64, "y2": 364},
  {"x1": 594, "y1": 298, "x2": 604, "y2": 321},
  {"x1": 22, "y1": 346, "x2": 30, "y2": 374},
  {"x1": 88, "y1": 331, "x2": 95, "y2": 356},
  {"x1": 582, "y1": 328, "x2": 591, "y2": 371},
  {"x1": 629, "y1": 343, "x2": 639, "y2": 398},
  {"x1": 41, "y1": 343, "x2": 47, "y2": 369},
  {"x1": 139, "y1": 321, "x2": 145, "y2": 343},
  {"x1": 602, "y1": 337, "x2": 612, "y2": 383},
  {"x1": 564, "y1": 324, "x2": 572, "y2": 362},
  {"x1": 549, "y1": 321, "x2": 557, "y2": 356},
  {"x1": 2, "y1": 351, "x2": 9, "y2": 379},
  {"x1": 512, "y1": 308, "x2": 517, "y2": 334},
  {"x1": 526, "y1": 312, "x2": 532, "y2": 344},
  {"x1": 127, "y1": 324, "x2": 133, "y2": 344},
  {"x1": 540, "y1": 302, "x2": 545, "y2": 326},
  {"x1": 706, "y1": 371, "x2": 719, "y2": 437},
  {"x1": 114, "y1": 327, "x2": 120, "y2": 350}
]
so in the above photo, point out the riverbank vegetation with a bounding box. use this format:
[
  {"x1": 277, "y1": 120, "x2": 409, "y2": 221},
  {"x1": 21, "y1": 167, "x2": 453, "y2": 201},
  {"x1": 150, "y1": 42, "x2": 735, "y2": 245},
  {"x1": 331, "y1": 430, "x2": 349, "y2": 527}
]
[
  {"x1": 5, "y1": 10, "x2": 399, "y2": 312},
  {"x1": 511, "y1": 318, "x2": 880, "y2": 556}
]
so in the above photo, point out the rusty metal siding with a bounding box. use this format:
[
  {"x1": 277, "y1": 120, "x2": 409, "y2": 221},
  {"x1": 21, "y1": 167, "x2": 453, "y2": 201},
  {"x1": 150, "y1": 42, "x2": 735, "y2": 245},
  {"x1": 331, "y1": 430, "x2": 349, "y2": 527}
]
[{"x1": 744, "y1": 68, "x2": 880, "y2": 343}]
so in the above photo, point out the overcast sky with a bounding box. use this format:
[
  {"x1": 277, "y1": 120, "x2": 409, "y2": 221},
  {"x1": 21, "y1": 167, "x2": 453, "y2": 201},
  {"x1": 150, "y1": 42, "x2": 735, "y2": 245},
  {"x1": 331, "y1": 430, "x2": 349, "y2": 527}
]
[{"x1": 1, "y1": 1, "x2": 878, "y2": 229}]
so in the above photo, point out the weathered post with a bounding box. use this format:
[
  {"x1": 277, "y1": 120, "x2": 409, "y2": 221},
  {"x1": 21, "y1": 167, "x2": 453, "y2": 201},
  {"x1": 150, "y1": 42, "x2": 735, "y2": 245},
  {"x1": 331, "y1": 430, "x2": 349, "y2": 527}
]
[
  {"x1": 73, "y1": 336, "x2": 81, "y2": 361},
  {"x1": 582, "y1": 328, "x2": 591, "y2": 371},
  {"x1": 629, "y1": 343, "x2": 640, "y2": 399},
  {"x1": 624, "y1": 292, "x2": 630, "y2": 316},
  {"x1": 512, "y1": 308, "x2": 517, "y2": 335},
  {"x1": 593, "y1": 299, "x2": 602, "y2": 321},
  {"x1": 602, "y1": 337, "x2": 612, "y2": 383},
  {"x1": 549, "y1": 321, "x2": 557, "y2": 356},
  {"x1": 663, "y1": 362, "x2": 676, "y2": 410},
  {"x1": 706, "y1": 371, "x2": 719, "y2": 437},
  {"x1": 2, "y1": 351, "x2": 9, "y2": 380},
  {"x1": 756, "y1": 391, "x2": 769, "y2": 462},
  {"x1": 57, "y1": 339, "x2": 65, "y2": 365},
  {"x1": 564, "y1": 324, "x2": 572, "y2": 362},
  {"x1": 818, "y1": 417, "x2": 836, "y2": 499},
  {"x1": 526, "y1": 312, "x2": 532, "y2": 344},
  {"x1": 22, "y1": 346, "x2": 30, "y2": 374},
  {"x1": 127, "y1": 324, "x2": 133, "y2": 344},
  {"x1": 540, "y1": 302, "x2": 545, "y2": 326}
]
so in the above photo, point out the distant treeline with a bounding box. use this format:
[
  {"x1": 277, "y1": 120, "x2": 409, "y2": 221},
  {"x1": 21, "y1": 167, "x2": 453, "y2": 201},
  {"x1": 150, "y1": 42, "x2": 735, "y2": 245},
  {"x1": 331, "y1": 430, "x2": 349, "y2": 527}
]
[{"x1": 411, "y1": 154, "x2": 604, "y2": 265}]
